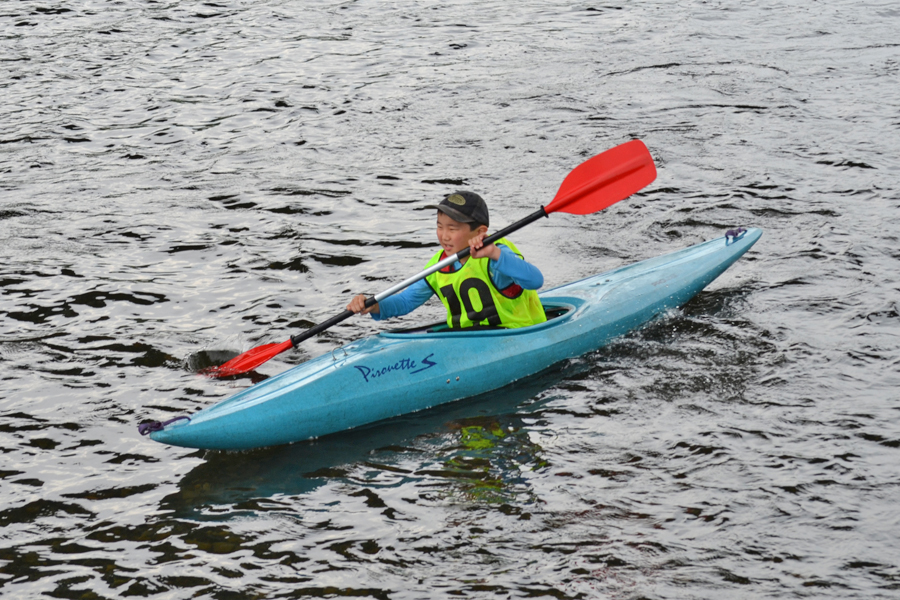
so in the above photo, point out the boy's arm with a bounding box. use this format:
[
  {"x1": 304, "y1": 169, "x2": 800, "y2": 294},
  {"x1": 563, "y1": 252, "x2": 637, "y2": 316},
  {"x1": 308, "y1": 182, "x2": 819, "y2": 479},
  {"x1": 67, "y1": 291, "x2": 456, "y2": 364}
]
[
  {"x1": 369, "y1": 278, "x2": 434, "y2": 321},
  {"x1": 489, "y1": 245, "x2": 544, "y2": 290}
]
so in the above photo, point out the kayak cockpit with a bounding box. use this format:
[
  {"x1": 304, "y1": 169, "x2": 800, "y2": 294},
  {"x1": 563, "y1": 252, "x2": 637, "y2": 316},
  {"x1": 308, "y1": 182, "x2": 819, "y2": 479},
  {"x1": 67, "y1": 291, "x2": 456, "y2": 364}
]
[{"x1": 381, "y1": 302, "x2": 577, "y2": 337}]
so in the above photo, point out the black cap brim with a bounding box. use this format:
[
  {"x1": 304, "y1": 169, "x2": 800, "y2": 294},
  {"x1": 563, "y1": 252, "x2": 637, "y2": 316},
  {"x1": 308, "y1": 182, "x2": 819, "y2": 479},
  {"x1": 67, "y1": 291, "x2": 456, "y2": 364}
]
[{"x1": 425, "y1": 204, "x2": 476, "y2": 223}]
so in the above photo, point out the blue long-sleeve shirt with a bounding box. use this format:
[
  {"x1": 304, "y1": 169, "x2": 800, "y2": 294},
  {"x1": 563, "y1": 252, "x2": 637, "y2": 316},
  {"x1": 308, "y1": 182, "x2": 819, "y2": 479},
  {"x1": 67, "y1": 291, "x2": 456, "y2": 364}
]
[{"x1": 371, "y1": 244, "x2": 543, "y2": 321}]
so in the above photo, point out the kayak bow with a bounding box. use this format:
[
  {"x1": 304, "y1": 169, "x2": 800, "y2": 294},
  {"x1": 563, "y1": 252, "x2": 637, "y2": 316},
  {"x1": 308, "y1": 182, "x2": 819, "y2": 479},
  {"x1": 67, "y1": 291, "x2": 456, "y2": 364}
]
[{"x1": 147, "y1": 228, "x2": 761, "y2": 450}]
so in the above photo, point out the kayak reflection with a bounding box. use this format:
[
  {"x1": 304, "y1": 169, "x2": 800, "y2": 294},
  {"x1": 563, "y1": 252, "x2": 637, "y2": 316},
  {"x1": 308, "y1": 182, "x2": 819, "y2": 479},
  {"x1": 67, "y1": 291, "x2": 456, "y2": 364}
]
[{"x1": 159, "y1": 364, "x2": 580, "y2": 520}]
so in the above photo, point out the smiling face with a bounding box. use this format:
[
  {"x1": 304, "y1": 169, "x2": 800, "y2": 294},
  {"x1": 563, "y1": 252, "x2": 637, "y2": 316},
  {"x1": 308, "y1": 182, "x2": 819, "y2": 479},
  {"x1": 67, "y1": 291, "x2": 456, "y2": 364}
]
[{"x1": 436, "y1": 212, "x2": 487, "y2": 256}]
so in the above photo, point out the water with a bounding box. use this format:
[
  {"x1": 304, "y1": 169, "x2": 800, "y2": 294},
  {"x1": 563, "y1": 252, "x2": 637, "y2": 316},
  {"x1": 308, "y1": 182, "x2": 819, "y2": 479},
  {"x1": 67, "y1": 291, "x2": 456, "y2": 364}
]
[{"x1": 2, "y1": 0, "x2": 898, "y2": 598}]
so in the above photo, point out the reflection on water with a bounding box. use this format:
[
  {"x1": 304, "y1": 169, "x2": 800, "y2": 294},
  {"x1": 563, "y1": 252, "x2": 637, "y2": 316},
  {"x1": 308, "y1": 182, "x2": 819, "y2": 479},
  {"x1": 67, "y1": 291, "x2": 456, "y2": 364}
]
[{"x1": 161, "y1": 367, "x2": 569, "y2": 519}]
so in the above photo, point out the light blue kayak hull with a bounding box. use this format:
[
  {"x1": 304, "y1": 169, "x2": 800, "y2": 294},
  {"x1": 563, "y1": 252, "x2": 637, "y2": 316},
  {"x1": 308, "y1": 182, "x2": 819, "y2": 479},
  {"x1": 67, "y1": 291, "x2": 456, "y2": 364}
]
[{"x1": 150, "y1": 229, "x2": 761, "y2": 450}]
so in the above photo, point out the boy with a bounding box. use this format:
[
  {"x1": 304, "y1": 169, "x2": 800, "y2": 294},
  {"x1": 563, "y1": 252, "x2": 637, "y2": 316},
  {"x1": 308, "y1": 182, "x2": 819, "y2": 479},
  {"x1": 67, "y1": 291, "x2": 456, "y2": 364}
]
[{"x1": 347, "y1": 191, "x2": 547, "y2": 329}]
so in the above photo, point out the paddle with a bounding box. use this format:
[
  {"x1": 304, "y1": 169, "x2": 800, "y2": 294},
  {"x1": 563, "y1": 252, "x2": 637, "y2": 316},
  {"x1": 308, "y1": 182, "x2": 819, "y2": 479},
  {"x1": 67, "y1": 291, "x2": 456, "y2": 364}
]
[{"x1": 204, "y1": 139, "x2": 656, "y2": 377}]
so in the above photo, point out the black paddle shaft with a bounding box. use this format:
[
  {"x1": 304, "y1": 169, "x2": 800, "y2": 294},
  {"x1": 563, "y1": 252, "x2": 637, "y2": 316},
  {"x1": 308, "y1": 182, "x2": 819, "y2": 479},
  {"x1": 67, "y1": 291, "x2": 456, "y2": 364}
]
[{"x1": 289, "y1": 207, "x2": 549, "y2": 348}]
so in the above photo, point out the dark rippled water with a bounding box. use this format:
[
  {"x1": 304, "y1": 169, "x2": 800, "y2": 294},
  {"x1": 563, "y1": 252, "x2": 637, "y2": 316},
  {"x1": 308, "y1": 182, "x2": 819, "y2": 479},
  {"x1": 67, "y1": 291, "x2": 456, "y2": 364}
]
[{"x1": 2, "y1": 1, "x2": 899, "y2": 598}]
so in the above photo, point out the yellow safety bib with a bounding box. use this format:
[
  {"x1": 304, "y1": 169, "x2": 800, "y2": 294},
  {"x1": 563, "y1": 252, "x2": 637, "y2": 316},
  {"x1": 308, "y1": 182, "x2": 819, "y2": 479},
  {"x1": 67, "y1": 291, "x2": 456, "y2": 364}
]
[{"x1": 424, "y1": 238, "x2": 547, "y2": 329}]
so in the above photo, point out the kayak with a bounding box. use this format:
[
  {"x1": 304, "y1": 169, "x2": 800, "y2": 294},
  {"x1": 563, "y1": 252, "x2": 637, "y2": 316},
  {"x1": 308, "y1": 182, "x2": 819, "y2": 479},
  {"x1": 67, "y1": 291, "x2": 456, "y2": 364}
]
[{"x1": 147, "y1": 227, "x2": 761, "y2": 450}]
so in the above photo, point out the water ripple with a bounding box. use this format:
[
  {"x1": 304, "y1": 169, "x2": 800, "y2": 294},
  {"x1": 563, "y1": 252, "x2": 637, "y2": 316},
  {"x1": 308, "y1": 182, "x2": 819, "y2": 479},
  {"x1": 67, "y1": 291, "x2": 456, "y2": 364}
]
[{"x1": 2, "y1": 0, "x2": 900, "y2": 598}]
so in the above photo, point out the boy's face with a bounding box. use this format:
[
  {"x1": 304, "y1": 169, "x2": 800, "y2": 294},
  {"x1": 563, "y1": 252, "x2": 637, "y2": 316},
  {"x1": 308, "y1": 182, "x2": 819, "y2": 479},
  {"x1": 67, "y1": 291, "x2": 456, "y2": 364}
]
[{"x1": 436, "y1": 212, "x2": 487, "y2": 255}]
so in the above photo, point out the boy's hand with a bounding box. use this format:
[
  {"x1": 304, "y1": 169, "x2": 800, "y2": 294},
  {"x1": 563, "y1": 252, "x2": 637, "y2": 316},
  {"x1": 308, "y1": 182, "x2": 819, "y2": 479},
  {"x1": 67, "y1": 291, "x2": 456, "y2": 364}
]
[
  {"x1": 468, "y1": 231, "x2": 501, "y2": 261},
  {"x1": 347, "y1": 294, "x2": 379, "y2": 315}
]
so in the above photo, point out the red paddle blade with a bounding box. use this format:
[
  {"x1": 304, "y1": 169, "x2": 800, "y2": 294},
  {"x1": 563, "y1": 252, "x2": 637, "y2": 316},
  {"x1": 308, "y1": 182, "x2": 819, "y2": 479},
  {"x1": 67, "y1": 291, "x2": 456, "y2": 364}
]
[
  {"x1": 546, "y1": 139, "x2": 656, "y2": 215},
  {"x1": 202, "y1": 339, "x2": 293, "y2": 378}
]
